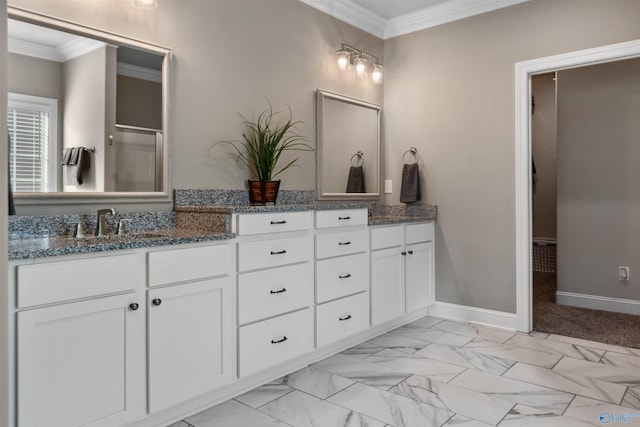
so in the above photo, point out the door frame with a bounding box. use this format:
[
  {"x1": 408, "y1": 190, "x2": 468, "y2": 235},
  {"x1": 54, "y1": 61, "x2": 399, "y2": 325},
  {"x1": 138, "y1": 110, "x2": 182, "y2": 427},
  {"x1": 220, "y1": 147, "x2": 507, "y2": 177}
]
[{"x1": 514, "y1": 39, "x2": 640, "y2": 332}]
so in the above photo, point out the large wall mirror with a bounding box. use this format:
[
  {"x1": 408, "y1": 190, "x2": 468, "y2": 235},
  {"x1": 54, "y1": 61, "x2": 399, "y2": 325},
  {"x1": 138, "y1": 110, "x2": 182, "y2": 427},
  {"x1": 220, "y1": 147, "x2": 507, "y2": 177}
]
[
  {"x1": 316, "y1": 90, "x2": 380, "y2": 200},
  {"x1": 7, "y1": 6, "x2": 171, "y2": 204}
]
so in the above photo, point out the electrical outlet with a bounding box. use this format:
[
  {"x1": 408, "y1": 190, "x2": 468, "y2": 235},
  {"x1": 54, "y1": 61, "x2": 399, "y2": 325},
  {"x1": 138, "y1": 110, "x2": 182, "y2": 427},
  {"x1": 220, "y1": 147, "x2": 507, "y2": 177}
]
[
  {"x1": 384, "y1": 180, "x2": 392, "y2": 194},
  {"x1": 618, "y1": 266, "x2": 630, "y2": 281}
]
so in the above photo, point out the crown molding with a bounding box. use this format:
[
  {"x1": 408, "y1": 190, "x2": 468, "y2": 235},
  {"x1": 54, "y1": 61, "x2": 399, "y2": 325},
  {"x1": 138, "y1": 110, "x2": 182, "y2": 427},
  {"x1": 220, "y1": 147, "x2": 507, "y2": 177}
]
[
  {"x1": 8, "y1": 35, "x2": 104, "y2": 62},
  {"x1": 58, "y1": 38, "x2": 105, "y2": 61},
  {"x1": 299, "y1": 0, "x2": 386, "y2": 39},
  {"x1": 300, "y1": 0, "x2": 529, "y2": 40},
  {"x1": 385, "y1": 0, "x2": 529, "y2": 39},
  {"x1": 117, "y1": 62, "x2": 163, "y2": 83}
]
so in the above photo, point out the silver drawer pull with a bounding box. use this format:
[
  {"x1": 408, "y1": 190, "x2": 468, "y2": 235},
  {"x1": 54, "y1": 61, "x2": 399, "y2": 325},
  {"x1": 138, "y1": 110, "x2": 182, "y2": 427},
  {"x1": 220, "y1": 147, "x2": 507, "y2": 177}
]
[
  {"x1": 338, "y1": 273, "x2": 352, "y2": 279},
  {"x1": 270, "y1": 250, "x2": 287, "y2": 255},
  {"x1": 270, "y1": 220, "x2": 287, "y2": 225},
  {"x1": 339, "y1": 315, "x2": 352, "y2": 321},
  {"x1": 338, "y1": 241, "x2": 352, "y2": 246},
  {"x1": 270, "y1": 288, "x2": 287, "y2": 294},
  {"x1": 338, "y1": 216, "x2": 351, "y2": 220},
  {"x1": 271, "y1": 336, "x2": 288, "y2": 344}
]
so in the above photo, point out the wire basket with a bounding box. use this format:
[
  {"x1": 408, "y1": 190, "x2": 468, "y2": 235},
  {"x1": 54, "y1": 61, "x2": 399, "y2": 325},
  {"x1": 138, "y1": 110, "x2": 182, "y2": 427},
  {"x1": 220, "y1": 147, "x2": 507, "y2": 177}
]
[{"x1": 532, "y1": 239, "x2": 556, "y2": 273}]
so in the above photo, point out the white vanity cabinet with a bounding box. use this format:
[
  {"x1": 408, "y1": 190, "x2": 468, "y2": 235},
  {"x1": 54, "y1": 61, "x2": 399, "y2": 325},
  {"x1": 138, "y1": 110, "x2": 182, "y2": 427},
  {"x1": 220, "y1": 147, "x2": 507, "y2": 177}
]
[
  {"x1": 315, "y1": 209, "x2": 370, "y2": 348},
  {"x1": 370, "y1": 222, "x2": 435, "y2": 326},
  {"x1": 234, "y1": 211, "x2": 315, "y2": 377},
  {"x1": 146, "y1": 244, "x2": 234, "y2": 413},
  {"x1": 14, "y1": 254, "x2": 146, "y2": 427}
]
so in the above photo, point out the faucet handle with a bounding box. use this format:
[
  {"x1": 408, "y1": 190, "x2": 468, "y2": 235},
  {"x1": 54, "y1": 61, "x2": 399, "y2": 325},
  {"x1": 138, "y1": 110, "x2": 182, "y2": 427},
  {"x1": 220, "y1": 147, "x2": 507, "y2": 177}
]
[
  {"x1": 76, "y1": 222, "x2": 87, "y2": 238},
  {"x1": 117, "y1": 219, "x2": 131, "y2": 235}
]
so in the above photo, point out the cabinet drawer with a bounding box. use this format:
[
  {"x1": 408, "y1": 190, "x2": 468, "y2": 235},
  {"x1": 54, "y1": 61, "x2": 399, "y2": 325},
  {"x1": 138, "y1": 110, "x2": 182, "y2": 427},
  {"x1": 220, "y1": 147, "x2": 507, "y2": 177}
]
[
  {"x1": 370, "y1": 225, "x2": 403, "y2": 250},
  {"x1": 316, "y1": 253, "x2": 369, "y2": 303},
  {"x1": 316, "y1": 292, "x2": 369, "y2": 348},
  {"x1": 315, "y1": 209, "x2": 368, "y2": 229},
  {"x1": 148, "y1": 244, "x2": 231, "y2": 287},
  {"x1": 17, "y1": 254, "x2": 139, "y2": 308},
  {"x1": 238, "y1": 236, "x2": 312, "y2": 272},
  {"x1": 316, "y1": 229, "x2": 368, "y2": 259},
  {"x1": 236, "y1": 211, "x2": 313, "y2": 235},
  {"x1": 238, "y1": 308, "x2": 313, "y2": 377},
  {"x1": 238, "y1": 263, "x2": 313, "y2": 325},
  {"x1": 405, "y1": 222, "x2": 434, "y2": 245}
]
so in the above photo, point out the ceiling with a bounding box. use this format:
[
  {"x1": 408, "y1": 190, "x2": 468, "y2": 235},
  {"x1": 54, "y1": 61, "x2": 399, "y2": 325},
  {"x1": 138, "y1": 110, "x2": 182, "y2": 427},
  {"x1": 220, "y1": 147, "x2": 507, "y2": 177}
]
[{"x1": 300, "y1": 0, "x2": 530, "y2": 39}]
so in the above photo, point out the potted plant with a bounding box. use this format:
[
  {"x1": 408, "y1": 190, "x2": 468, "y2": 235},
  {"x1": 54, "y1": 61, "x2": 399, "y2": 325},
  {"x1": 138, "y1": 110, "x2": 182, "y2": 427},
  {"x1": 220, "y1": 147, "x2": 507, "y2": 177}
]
[{"x1": 221, "y1": 101, "x2": 313, "y2": 205}]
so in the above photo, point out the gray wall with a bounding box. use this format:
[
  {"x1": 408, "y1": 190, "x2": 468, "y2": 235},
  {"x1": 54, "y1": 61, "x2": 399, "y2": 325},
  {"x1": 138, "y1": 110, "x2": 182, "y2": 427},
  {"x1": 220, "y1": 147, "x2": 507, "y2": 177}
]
[
  {"x1": 8, "y1": 53, "x2": 64, "y2": 189},
  {"x1": 8, "y1": 0, "x2": 383, "y2": 214},
  {"x1": 62, "y1": 46, "x2": 111, "y2": 192},
  {"x1": 383, "y1": 0, "x2": 640, "y2": 313},
  {"x1": 556, "y1": 58, "x2": 640, "y2": 302},
  {"x1": 531, "y1": 73, "x2": 557, "y2": 241},
  {"x1": 116, "y1": 75, "x2": 162, "y2": 130}
]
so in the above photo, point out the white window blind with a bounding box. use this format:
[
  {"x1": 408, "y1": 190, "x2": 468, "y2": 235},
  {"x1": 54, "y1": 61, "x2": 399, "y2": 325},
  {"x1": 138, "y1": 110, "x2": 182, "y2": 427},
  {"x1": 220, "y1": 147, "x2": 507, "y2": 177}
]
[{"x1": 7, "y1": 93, "x2": 58, "y2": 192}]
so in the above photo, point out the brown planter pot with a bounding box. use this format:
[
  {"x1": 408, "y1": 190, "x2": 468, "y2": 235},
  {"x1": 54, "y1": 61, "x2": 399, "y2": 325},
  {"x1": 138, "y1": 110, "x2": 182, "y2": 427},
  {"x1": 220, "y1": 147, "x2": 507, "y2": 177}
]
[{"x1": 248, "y1": 180, "x2": 280, "y2": 205}]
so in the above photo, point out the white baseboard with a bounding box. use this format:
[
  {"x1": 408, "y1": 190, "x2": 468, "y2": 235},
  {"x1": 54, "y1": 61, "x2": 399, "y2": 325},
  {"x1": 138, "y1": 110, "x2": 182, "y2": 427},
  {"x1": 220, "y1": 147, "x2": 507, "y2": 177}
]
[
  {"x1": 556, "y1": 291, "x2": 640, "y2": 315},
  {"x1": 428, "y1": 302, "x2": 517, "y2": 331}
]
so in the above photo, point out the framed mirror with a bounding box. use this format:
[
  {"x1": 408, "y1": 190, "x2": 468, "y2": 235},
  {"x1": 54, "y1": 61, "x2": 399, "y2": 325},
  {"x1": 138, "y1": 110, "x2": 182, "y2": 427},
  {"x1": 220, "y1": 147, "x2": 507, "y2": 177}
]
[
  {"x1": 7, "y1": 6, "x2": 171, "y2": 205},
  {"x1": 316, "y1": 90, "x2": 380, "y2": 200}
]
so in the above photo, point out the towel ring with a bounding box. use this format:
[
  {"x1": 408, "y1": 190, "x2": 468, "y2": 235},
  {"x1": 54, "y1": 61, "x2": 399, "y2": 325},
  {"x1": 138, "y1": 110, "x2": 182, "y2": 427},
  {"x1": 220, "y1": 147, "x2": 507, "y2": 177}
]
[
  {"x1": 402, "y1": 147, "x2": 418, "y2": 164},
  {"x1": 350, "y1": 151, "x2": 364, "y2": 167}
]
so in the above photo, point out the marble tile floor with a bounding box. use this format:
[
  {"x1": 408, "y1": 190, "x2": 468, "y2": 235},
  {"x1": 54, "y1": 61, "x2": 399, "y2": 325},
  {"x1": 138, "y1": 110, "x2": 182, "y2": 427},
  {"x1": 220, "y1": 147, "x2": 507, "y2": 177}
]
[{"x1": 167, "y1": 317, "x2": 640, "y2": 427}]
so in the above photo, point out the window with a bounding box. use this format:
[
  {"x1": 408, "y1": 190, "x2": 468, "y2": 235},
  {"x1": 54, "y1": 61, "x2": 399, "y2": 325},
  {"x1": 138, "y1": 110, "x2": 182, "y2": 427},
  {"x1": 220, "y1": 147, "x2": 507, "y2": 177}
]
[{"x1": 7, "y1": 93, "x2": 58, "y2": 192}]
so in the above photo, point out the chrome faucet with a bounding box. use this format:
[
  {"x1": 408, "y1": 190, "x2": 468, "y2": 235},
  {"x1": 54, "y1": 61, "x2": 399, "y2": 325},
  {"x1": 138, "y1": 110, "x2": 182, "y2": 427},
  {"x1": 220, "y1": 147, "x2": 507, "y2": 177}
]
[{"x1": 96, "y1": 208, "x2": 116, "y2": 236}]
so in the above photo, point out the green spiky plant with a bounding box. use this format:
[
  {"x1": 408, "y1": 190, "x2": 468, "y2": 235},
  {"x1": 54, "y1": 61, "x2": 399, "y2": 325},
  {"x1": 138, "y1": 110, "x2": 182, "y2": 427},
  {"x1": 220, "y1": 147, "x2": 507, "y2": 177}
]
[{"x1": 221, "y1": 101, "x2": 314, "y2": 181}]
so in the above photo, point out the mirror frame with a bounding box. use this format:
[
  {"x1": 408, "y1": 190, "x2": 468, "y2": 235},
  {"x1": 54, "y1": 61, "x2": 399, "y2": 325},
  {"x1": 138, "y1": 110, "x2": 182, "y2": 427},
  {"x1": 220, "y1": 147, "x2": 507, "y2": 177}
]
[
  {"x1": 8, "y1": 6, "x2": 172, "y2": 205},
  {"x1": 316, "y1": 89, "x2": 381, "y2": 201}
]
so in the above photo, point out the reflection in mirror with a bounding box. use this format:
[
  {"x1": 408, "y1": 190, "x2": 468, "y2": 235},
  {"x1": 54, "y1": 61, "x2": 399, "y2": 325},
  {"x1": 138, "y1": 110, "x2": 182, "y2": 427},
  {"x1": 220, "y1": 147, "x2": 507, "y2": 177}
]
[
  {"x1": 6, "y1": 7, "x2": 170, "y2": 202},
  {"x1": 316, "y1": 90, "x2": 380, "y2": 200}
]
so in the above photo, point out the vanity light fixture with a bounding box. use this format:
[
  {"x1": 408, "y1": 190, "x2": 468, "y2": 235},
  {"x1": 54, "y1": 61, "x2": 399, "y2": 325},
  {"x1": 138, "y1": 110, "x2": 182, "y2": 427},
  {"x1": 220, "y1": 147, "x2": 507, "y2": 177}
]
[
  {"x1": 134, "y1": 0, "x2": 158, "y2": 8},
  {"x1": 335, "y1": 44, "x2": 383, "y2": 84}
]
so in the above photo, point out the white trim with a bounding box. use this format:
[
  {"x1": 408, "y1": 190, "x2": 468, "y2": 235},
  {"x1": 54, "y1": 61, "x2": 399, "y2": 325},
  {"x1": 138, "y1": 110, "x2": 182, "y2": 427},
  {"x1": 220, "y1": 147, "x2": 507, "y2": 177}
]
[
  {"x1": 300, "y1": 0, "x2": 528, "y2": 40},
  {"x1": 57, "y1": 37, "x2": 104, "y2": 61},
  {"x1": 7, "y1": 92, "x2": 58, "y2": 193},
  {"x1": 299, "y1": 0, "x2": 386, "y2": 39},
  {"x1": 117, "y1": 62, "x2": 162, "y2": 83},
  {"x1": 428, "y1": 302, "x2": 517, "y2": 331},
  {"x1": 514, "y1": 39, "x2": 640, "y2": 333},
  {"x1": 556, "y1": 291, "x2": 640, "y2": 316},
  {"x1": 384, "y1": 0, "x2": 529, "y2": 39}
]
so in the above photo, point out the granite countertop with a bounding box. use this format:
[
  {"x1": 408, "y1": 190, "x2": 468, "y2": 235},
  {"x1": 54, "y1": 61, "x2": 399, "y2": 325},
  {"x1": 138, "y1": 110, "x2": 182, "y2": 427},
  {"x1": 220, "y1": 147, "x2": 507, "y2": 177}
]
[
  {"x1": 174, "y1": 202, "x2": 373, "y2": 214},
  {"x1": 9, "y1": 202, "x2": 437, "y2": 260},
  {"x1": 9, "y1": 229, "x2": 234, "y2": 261},
  {"x1": 368, "y1": 216, "x2": 435, "y2": 226}
]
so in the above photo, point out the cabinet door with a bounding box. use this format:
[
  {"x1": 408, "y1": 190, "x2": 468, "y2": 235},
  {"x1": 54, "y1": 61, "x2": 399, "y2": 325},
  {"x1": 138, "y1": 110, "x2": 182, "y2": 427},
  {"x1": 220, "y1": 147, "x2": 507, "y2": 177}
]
[
  {"x1": 405, "y1": 241, "x2": 434, "y2": 313},
  {"x1": 148, "y1": 277, "x2": 234, "y2": 413},
  {"x1": 370, "y1": 247, "x2": 404, "y2": 326},
  {"x1": 17, "y1": 293, "x2": 145, "y2": 427}
]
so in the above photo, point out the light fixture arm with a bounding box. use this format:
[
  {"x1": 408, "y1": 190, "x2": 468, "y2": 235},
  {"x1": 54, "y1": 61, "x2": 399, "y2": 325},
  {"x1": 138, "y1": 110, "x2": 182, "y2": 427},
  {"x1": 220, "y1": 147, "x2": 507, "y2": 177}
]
[{"x1": 340, "y1": 43, "x2": 380, "y2": 65}]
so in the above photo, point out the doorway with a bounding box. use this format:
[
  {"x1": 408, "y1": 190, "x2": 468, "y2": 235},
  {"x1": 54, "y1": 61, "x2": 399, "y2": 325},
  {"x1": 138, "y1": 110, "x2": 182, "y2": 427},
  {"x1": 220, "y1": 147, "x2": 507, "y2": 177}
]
[
  {"x1": 530, "y1": 68, "x2": 640, "y2": 348},
  {"x1": 514, "y1": 39, "x2": 640, "y2": 335}
]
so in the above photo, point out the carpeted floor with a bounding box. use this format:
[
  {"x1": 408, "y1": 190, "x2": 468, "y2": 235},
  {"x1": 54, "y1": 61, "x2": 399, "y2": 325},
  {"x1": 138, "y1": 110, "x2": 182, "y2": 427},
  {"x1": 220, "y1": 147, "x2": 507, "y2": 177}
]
[{"x1": 533, "y1": 271, "x2": 640, "y2": 349}]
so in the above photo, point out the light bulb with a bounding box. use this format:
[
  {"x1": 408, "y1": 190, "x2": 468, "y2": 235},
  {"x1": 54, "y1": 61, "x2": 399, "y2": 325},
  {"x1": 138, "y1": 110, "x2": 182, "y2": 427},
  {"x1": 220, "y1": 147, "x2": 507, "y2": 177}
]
[
  {"x1": 372, "y1": 63, "x2": 383, "y2": 84},
  {"x1": 354, "y1": 57, "x2": 367, "y2": 78},
  {"x1": 336, "y1": 50, "x2": 350, "y2": 71}
]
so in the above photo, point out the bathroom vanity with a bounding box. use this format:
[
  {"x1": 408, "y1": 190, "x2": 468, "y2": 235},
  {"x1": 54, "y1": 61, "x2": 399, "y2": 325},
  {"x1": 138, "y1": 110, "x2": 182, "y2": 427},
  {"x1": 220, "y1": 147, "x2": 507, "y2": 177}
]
[{"x1": 7, "y1": 206, "x2": 435, "y2": 427}]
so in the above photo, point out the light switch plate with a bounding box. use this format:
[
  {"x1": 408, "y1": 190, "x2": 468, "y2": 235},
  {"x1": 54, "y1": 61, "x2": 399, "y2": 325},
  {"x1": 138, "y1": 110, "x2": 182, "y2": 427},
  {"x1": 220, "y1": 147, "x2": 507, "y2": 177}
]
[{"x1": 384, "y1": 180, "x2": 392, "y2": 194}]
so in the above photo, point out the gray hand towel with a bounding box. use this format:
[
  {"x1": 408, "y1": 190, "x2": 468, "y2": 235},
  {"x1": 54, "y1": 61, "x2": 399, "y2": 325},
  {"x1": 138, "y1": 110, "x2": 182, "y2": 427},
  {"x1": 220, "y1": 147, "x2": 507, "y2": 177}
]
[
  {"x1": 346, "y1": 165, "x2": 366, "y2": 193},
  {"x1": 75, "y1": 148, "x2": 90, "y2": 185},
  {"x1": 61, "y1": 147, "x2": 74, "y2": 165},
  {"x1": 7, "y1": 131, "x2": 15, "y2": 215},
  {"x1": 400, "y1": 163, "x2": 421, "y2": 203}
]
